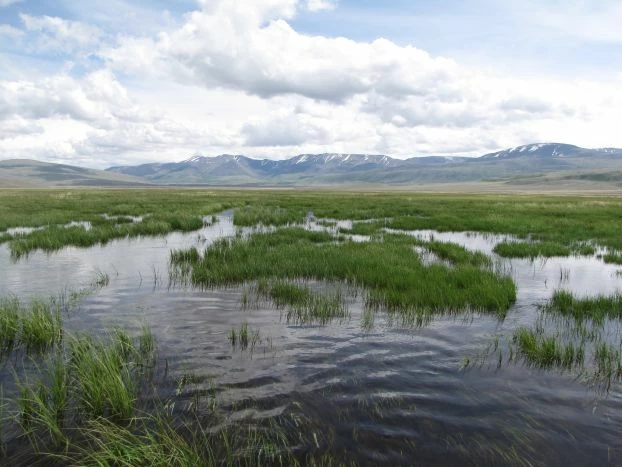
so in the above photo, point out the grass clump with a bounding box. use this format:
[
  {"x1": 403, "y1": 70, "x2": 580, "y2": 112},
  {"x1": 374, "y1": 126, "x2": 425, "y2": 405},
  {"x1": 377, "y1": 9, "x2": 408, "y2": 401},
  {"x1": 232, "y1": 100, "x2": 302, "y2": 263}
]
[
  {"x1": 513, "y1": 328, "x2": 584, "y2": 369},
  {"x1": 233, "y1": 205, "x2": 305, "y2": 227},
  {"x1": 69, "y1": 416, "x2": 203, "y2": 466},
  {"x1": 256, "y1": 280, "x2": 349, "y2": 325},
  {"x1": 338, "y1": 221, "x2": 385, "y2": 236},
  {"x1": 603, "y1": 253, "x2": 622, "y2": 265},
  {"x1": 543, "y1": 291, "x2": 622, "y2": 324},
  {"x1": 419, "y1": 240, "x2": 491, "y2": 267},
  {"x1": 8, "y1": 213, "x2": 208, "y2": 258},
  {"x1": 228, "y1": 323, "x2": 260, "y2": 350},
  {"x1": 594, "y1": 342, "x2": 622, "y2": 381},
  {"x1": 69, "y1": 334, "x2": 138, "y2": 420},
  {"x1": 493, "y1": 241, "x2": 571, "y2": 258},
  {"x1": 14, "y1": 326, "x2": 157, "y2": 459},
  {"x1": 0, "y1": 297, "x2": 20, "y2": 354},
  {"x1": 20, "y1": 299, "x2": 63, "y2": 354},
  {"x1": 174, "y1": 229, "x2": 516, "y2": 318}
]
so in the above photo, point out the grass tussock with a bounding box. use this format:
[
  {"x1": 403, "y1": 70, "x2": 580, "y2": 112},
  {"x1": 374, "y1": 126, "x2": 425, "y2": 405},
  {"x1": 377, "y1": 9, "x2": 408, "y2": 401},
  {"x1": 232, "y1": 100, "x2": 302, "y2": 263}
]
[
  {"x1": 255, "y1": 279, "x2": 349, "y2": 325},
  {"x1": 594, "y1": 342, "x2": 622, "y2": 381},
  {"x1": 603, "y1": 253, "x2": 622, "y2": 265},
  {"x1": 14, "y1": 326, "x2": 157, "y2": 457},
  {"x1": 172, "y1": 229, "x2": 516, "y2": 318},
  {"x1": 233, "y1": 205, "x2": 305, "y2": 227},
  {"x1": 228, "y1": 322, "x2": 260, "y2": 350},
  {"x1": 543, "y1": 291, "x2": 622, "y2": 323},
  {"x1": 419, "y1": 240, "x2": 491, "y2": 267},
  {"x1": 513, "y1": 327, "x2": 584, "y2": 369},
  {"x1": 493, "y1": 241, "x2": 571, "y2": 258},
  {"x1": 9, "y1": 214, "x2": 205, "y2": 258},
  {"x1": 0, "y1": 296, "x2": 63, "y2": 356}
]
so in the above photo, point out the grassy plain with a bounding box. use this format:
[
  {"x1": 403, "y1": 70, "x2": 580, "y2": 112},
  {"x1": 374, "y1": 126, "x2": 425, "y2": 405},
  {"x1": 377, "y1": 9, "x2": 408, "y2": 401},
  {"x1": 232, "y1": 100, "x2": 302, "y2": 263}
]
[{"x1": 3, "y1": 188, "x2": 622, "y2": 251}]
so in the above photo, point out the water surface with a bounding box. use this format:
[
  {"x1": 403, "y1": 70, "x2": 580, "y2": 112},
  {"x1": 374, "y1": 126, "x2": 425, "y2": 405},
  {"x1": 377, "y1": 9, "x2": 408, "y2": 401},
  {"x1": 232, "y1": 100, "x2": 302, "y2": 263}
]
[{"x1": 2, "y1": 214, "x2": 621, "y2": 465}]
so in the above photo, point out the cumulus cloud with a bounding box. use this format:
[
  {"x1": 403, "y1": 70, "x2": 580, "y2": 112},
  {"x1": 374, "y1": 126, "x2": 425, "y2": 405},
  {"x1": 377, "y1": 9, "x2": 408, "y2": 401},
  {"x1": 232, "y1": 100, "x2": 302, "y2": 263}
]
[
  {"x1": 242, "y1": 112, "x2": 330, "y2": 147},
  {"x1": 1, "y1": 0, "x2": 622, "y2": 167},
  {"x1": 0, "y1": 71, "x2": 236, "y2": 167},
  {"x1": 101, "y1": 0, "x2": 616, "y2": 133}
]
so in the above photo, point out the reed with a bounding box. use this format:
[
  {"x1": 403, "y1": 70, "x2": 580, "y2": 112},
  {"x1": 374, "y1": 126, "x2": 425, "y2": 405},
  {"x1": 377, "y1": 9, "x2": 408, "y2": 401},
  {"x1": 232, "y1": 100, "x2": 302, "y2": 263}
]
[
  {"x1": 603, "y1": 253, "x2": 622, "y2": 265},
  {"x1": 542, "y1": 291, "x2": 622, "y2": 323},
  {"x1": 594, "y1": 342, "x2": 622, "y2": 381},
  {"x1": 513, "y1": 327, "x2": 584, "y2": 369},
  {"x1": 20, "y1": 299, "x2": 63, "y2": 354},
  {"x1": 0, "y1": 296, "x2": 20, "y2": 354}
]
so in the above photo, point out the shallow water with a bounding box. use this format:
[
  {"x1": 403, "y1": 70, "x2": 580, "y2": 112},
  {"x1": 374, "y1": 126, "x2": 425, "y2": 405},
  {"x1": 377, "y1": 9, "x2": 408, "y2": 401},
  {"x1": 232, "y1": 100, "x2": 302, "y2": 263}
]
[{"x1": 1, "y1": 214, "x2": 622, "y2": 464}]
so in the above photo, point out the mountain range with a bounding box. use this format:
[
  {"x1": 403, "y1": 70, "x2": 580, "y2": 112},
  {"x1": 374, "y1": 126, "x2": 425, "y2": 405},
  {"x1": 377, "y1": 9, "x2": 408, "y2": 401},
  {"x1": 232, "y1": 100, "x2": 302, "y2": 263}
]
[
  {"x1": 105, "y1": 143, "x2": 622, "y2": 186},
  {"x1": 2, "y1": 143, "x2": 622, "y2": 187}
]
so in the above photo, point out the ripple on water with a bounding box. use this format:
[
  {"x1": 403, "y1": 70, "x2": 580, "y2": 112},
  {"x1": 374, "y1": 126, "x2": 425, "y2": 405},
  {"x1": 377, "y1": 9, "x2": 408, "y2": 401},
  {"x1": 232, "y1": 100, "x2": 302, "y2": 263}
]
[{"x1": 1, "y1": 216, "x2": 622, "y2": 465}]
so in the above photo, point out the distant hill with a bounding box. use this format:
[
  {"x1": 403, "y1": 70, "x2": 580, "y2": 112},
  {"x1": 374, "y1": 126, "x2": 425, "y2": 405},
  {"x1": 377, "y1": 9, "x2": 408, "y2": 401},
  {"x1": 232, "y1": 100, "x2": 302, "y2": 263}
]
[
  {"x1": 105, "y1": 143, "x2": 622, "y2": 186},
  {"x1": 0, "y1": 159, "x2": 150, "y2": 187},
  {"x1": 3, "y1": 143, "x2": 622, "y2": 187}
]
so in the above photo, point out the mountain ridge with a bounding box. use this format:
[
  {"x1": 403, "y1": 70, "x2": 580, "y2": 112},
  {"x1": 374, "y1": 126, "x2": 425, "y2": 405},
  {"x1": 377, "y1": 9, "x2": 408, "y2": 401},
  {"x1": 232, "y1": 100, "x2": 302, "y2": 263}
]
[
  {"x1": 3, "y1": 143, "x2": 622, "y2": 187},
  {"x1": 105, "y1": 143, "x2": 622, "y2": 185}
]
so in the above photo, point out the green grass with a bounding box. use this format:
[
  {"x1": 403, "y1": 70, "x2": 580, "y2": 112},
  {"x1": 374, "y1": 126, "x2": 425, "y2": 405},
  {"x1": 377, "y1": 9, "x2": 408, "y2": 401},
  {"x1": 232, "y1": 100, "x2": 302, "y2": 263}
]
[
  {"x1": 513, "y1": 327, "x2": 584, "y2": 369},
  {"x1": 173, "y1": 229, "x2": 516, "y2": 318},
  {"x1": 0, "y1": 296, "x2": 63, "y2": 356},
  {"x1": 13, "y1": 325, "x2": 158, "y2": 459},
  {"x1": 254, "y1": 279, "x2": 349, "y2": 325},
  {"x1": 338, "y1": 221, "x2": 385, "y2": 236},
  {"x1": 0, "y1": 297, "x2": 20, "y2": 354},
  {"x1": 603, "y1": 253, "x2": 622, "y2": 265},
  {"x1": 4, "y1": 190, "x2": 622, "y2": 255},
  {"x1": 228, "y1": 322, "x2": 260, "y2": 350},
  {"x1": 419, "y1": 240, "x2": 491, "y2": 267},
  {"x1": 4, "y1": 189, "x2": 622, "y2": 251},
  {"x1": 594, "y1": 342, "x2": 622, "y2": 382},
  {"x1": 493, "y1": 241, "x2": 596, "y2": 258},
  {"x1": 20, "y1": 299, "x2": 63, "y2": 354},
  {"x1": 233, "y1": 204, "x2": 306, "y2": 226},
  {"x1": 542, "y1": 291, "x2": 622, "y2": 323},
  {"x1": 493, "y1": 241, "x2": 571, "y2": 258}
]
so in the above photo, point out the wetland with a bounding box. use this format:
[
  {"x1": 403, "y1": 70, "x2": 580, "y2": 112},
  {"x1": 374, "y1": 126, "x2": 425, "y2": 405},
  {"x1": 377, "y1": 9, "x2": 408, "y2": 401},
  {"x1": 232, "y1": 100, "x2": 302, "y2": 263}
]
[{"x1": 1, "y1": 189, "x2": 622, "y2": 465}]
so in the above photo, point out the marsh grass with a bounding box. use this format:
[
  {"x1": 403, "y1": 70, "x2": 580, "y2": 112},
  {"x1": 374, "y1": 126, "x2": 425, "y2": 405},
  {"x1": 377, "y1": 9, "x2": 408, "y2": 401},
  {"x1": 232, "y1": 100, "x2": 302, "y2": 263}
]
[
  {"x1": 233, "y1": 205, "x2": 305, "y2": 227},
  {"x1": 12, "y1": 326, "x2": 158, "y2": 460},
  {"x1": 603, "y1": 253, "x2": 622, "y2": 265},
  {"x1": 338, "y1": 221, "x2": 384, "y2": 236},
  {"x1": 5, "y1": 190, "x2": 622, "y2": 250},
  {"x1": 7, "y1": 210, "x2": 208, "y2": 259},
  {"x1": 493, "y1": 241, "x2": 571, "y2": 258},
  {"x1": 20, "y1": 299, "x2": 63, "y2": 354},
  {"x1": 0, "y1": 297, "x2": 20, "y2": 354},
  {"x1": 543, "y1": 291, "x2": 622, "y2": 323},
  {"x1": 418, "y1": 240, "x2": 491, "y2": 267},
  {"x1": 594, "y1": 342, "x2": 622, "y2": 382},
  {"x1": 513, "y1": 328, "x2": 584, "y2": 369},
  {"x1": 173, "y1": 229, "x2": 516, "y2": 320}
]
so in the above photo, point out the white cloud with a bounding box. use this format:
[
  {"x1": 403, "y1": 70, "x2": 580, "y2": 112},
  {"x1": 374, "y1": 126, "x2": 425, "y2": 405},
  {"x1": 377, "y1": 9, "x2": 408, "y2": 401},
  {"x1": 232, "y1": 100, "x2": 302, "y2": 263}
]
[
  {"x1": 0, "y1": 24, "x2": 24, "y2": 38},
  {"x1": 19, "y1": 14, "x2": 103, "y2": 54},
  {"x1": 0, "y1": 71, "x2": 236, "y2": 167},
  {"x1": 2, "y1": 0, "x2": 622, "y2": 168},
  {"x1": 306, "y1": 0, "x2": 338, "y2": 12},
  {"x1": 0, "y1": 0, "x2": 23, "y2": 7}
]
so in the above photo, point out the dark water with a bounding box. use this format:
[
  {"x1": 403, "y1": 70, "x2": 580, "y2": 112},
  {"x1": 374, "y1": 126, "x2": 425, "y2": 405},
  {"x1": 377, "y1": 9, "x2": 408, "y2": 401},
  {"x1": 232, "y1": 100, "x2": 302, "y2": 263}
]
[{"x1": 2, "y1": 213, "x2": 622, "y2": 465}]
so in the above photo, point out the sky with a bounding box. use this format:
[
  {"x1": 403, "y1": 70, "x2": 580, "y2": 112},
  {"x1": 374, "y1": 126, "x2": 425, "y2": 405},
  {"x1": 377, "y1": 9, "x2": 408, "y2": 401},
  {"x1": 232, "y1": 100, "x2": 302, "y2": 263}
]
[{"x1": 0, "y1": 0, "x2": 621, "y2": 168}]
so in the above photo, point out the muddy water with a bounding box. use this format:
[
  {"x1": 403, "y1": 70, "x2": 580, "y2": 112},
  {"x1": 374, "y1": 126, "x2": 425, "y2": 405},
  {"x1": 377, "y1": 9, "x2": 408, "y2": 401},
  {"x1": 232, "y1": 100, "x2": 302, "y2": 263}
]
[{"x1": 1, "y1": 214, "x2": 622, "y2": 465}]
